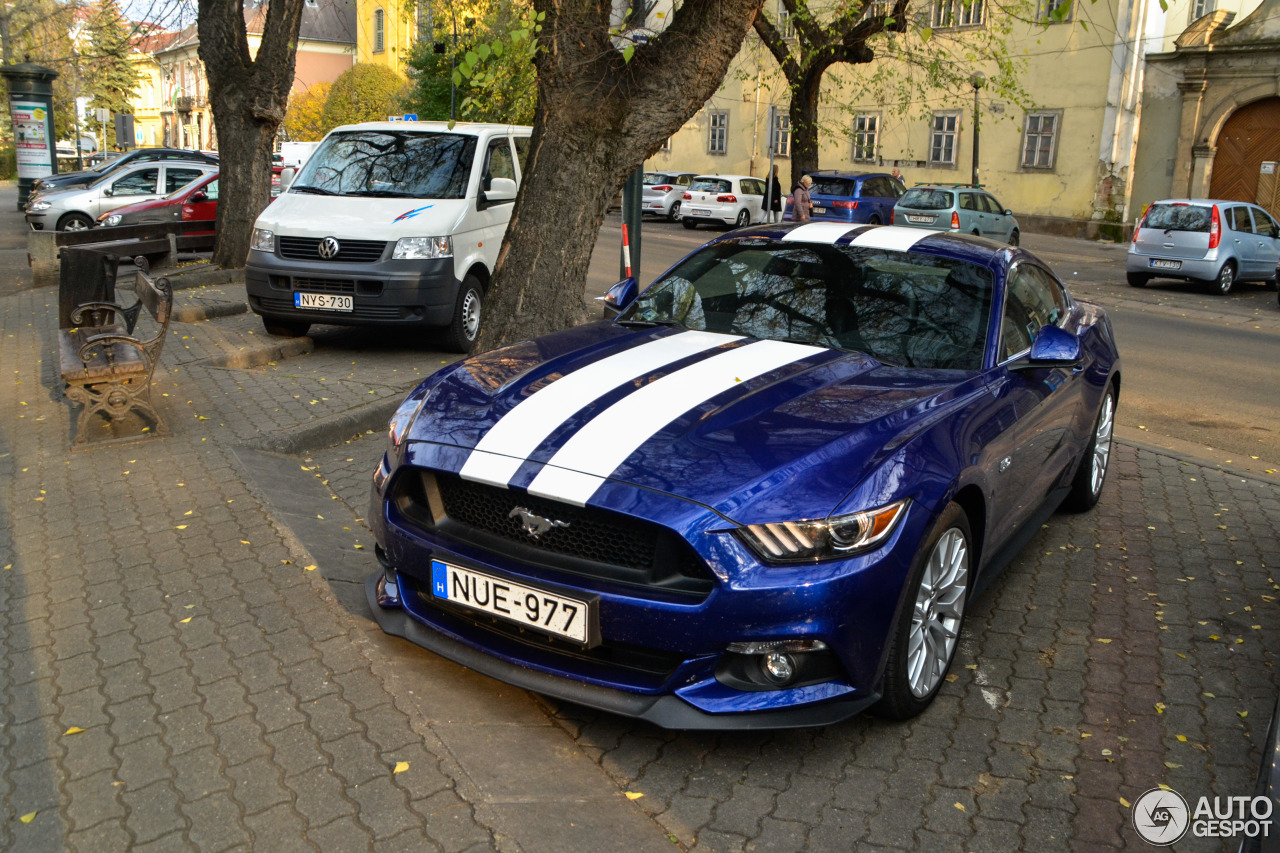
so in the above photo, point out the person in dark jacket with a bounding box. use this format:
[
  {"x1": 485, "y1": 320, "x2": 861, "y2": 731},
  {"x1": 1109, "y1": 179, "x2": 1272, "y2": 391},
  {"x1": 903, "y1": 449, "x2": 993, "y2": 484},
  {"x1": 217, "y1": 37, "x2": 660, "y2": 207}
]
[{"x1": 768, "y1": 165, "x2": 783, "y2": 223}]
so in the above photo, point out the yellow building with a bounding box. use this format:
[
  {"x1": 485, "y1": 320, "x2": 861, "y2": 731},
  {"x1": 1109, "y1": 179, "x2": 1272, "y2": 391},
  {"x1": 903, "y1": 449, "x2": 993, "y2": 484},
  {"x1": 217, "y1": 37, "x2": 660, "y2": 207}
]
[
  {"x1": 355, "y1": 0, "x2": 419, "y2": 75},
  {"x1": 127, "y1": 32, "x2": 174, "y2": 148}
]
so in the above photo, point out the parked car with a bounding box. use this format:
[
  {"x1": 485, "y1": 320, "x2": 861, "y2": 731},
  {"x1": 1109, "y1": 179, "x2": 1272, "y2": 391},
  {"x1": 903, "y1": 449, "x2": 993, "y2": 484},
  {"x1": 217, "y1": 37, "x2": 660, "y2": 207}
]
[
  {"x1": 32, "y1": 148, "x2": 218, "y2": 195},
  {"x1": 366, "y1": 223, "x2": 1121, "y2": 728},
  {"x1": 784, "y1": 171, "x2": 906, "y2": 225},
  {"x1": 893, "y1": 185, "x2": 1020, "y2": 245},
  {"x1": 642, "y1": 171, "x2": 698, "y2": 221},
  {"x1": 25, "y1": 161, "x2": 217, "y2": 231},
  {"x1": 246, "y1": 121, "x2": 532, "y2": 350},
  {"x1": 680, "y1": 174, "x2": 767, "y2": 229},
  {"x1": 96, "y1": 170, "x2": 220, "y2": 230},
  {"x1": 1127, "y1": 199, "x2": 1280, "y2": 295}
]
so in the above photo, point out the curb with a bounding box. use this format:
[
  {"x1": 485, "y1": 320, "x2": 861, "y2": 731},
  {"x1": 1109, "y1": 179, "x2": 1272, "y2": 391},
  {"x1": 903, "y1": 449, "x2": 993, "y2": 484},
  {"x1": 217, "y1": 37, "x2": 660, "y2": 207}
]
[
  {"x1": 245, "y1": 394, "x2": 403, "y2": 455},
  {"x1": 172, "y1": 300, "x2": 249, "y2": 324},
  {"x1": 161, "y1": 265, "x2": 245, "y2": 291},
  {"x1": 202, "y1": 336, "x2": 314, "y2": 369}
]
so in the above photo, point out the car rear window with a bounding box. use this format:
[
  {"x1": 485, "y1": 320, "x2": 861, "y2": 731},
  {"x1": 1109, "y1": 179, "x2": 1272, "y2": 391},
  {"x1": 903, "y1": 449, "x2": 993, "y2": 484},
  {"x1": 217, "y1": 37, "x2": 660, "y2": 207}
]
[
  {"x1": 643, "y1": 173, "x2": 673, "y2": 185},
  {"x1": 690, "y1": 178, "x2": 732, "y2": 193},
  {"x1": 811, "y1": 178, "x2": 855, "y2": 196},
  {"x1": 1144, "y1": 203, "x2": 1211, "y2": 233},
  {"x1": 900, "y1": 188, "x2": 954, "y2": 211}
]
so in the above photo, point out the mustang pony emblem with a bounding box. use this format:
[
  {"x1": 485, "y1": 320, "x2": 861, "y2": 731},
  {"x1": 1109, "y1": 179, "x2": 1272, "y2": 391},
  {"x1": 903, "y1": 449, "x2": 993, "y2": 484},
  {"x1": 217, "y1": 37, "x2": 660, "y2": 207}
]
[{"x1": 508, "y1": 506, "x2": 569, "y2": 539}]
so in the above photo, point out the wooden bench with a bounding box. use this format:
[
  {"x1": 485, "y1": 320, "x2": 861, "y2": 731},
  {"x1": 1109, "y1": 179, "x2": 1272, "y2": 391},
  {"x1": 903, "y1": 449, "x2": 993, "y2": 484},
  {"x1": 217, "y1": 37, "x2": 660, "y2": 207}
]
[{"x1": 59, "y1": 270, "x2": 173, "y2": 448}]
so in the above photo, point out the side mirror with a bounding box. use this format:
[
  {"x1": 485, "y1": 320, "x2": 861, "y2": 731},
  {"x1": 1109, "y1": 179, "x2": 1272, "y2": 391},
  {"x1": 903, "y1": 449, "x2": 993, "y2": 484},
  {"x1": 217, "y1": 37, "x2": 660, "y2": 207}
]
[
  {"x1": 486, "y1": 177, "x2": 517, "y2": 202},
  {"x1": 1009, "y1": 324, "x2": 1081, "y2": 371},
  {"x1": 601, "y1": 277, "x2": 638, "y2": 318},
  {"x1": 189, "y1": 191, "x2": 207, "y2": 203},
  {"x1": 1004, "y1": 209, "x2": 1013, "y2": 216},
  {"x1": 102, "y1": 187, "x2": 113, "y2": 197},
  {"x1": 280, "y1": 167, "x2": 296, "y2": 191}
]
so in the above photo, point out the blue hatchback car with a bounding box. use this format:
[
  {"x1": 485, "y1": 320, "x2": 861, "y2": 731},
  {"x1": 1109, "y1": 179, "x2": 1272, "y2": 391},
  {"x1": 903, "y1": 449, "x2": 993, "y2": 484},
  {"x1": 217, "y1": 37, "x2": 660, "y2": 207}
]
[
  {"x1": 786, "y1": 171, "x2": 907, "y2": 225},
  {"x1": 367, "y1": 223, "x2": 1121, "y2": 729}
]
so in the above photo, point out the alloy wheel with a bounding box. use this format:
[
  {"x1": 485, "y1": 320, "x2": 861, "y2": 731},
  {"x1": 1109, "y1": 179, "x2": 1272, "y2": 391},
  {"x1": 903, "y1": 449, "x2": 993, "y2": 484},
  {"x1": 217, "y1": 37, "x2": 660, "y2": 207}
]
[
  {"x1": 906, "y1": 528, "x2": 968, "y2": 698},
  {"x1": 1091, "y1": 392, "x2": 1114, "y2": 496}
]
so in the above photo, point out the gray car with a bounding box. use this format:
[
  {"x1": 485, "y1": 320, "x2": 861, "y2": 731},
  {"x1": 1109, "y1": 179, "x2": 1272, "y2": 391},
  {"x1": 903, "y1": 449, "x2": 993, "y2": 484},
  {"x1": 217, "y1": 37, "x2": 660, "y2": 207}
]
[
  {"x1": 25, "y1": 161, "x2": 216, "y2": 231},
  {"x1": 1127, "y1": 199, "x2": 1280, "y2": 295},
  {"x1": 642, "y1": 171, "x2": 698, "y2": 221},
  {"x1": 892, "y1": 185, "x2": 1020, "y2": 245}
]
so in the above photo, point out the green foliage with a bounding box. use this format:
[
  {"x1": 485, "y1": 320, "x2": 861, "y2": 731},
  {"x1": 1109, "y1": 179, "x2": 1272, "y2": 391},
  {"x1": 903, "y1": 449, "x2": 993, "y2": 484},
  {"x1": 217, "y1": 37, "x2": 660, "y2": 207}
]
[
  {"x1": 83, "y1": 0, "x2": 140, "y2": 143},
  {"x1": 320, "y1": 63, "x2": 410, "y2": 128},
  {"x1": 404, "y1": 0, "x2": 537, "y2": 125}
]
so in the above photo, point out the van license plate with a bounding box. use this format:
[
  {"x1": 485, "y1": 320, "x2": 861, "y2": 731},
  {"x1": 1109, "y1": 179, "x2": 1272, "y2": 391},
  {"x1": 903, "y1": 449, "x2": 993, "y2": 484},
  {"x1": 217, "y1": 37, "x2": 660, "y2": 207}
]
[
  {"x1": 295, "y1": 292, "x2": 353, "y2": 311},
  {"x1": 1150, "y1": 259, "x2": 1182, "y2": 270},
  {"x1": 431, "y1": 560, "x2": 594, "y2": 645}
]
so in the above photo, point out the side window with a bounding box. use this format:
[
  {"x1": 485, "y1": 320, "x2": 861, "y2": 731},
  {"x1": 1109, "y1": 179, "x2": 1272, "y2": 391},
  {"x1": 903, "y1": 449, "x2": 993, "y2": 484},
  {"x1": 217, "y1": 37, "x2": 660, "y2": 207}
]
[
  {"x1": 1002, "y1": 264, "x2": 1069, "y2": 361},
  {"x1": 166, "y1": 168, "x2": 206, "y2": 193},
  {"x1": 960, "y1": 193, "x2": 978, "y2": 211},
  {"x1": 1256, "y1": 208, "x2": 1280, "y2": 238},
  {"x1": 203, "y1": 179, "x2": 219, "y2": 200},
  {"x1": 484, "y1": 140, "x2": 516, "y2": 187},
  {"x1": 979, "y1": 194, "x2": 1001, "y2": 214},
  {"x1": 513, "y1": 137, "x2": 530, "y2": 174},
  {"x1": 862, "y1": 178, "x2": 887, "y2": 198},
  {"x1": 112, "y1": 168, "x2": 159, "y2": 196},
  {"x1": 677, "y1": 174, "x2": 692, "y2": 186},
  {"x1": 1225, "y1": 207, "x2": 1246, "y2": 232},
  {"x1": 1237, "y1": 207, "x2": 1258, "y2": 233}
]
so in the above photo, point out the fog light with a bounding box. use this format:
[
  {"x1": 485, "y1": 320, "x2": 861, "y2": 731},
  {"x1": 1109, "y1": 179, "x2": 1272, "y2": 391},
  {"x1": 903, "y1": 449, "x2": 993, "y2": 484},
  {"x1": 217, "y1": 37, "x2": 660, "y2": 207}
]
[{"x1": 763, "y1": 652, "x2": 795, "y2": 684}]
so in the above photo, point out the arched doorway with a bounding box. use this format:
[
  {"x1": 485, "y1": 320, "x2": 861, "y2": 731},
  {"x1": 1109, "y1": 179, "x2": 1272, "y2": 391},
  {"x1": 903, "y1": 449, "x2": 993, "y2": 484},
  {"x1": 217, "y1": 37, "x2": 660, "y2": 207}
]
[{"x1": 1209, "y1": 97, "x2": 1280, "y2": 206}]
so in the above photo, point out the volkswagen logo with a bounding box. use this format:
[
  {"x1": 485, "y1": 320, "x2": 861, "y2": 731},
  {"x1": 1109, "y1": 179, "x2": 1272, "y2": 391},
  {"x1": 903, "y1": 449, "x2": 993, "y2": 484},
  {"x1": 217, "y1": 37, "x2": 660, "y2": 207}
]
[
  {"x1": 317, "y1": 237, "x2": 341, "y2": 260},
  {"x1": 509, "y1": 507, "x2": 569, "y2": 540}
]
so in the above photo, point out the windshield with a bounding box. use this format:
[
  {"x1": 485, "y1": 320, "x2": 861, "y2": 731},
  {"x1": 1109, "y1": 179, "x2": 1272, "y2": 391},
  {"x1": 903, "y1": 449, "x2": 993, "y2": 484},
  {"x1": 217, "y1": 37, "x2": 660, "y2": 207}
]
[
  {"x1": 900, "y1": 188, "x2": 954, "y2": 211},
  {"x1": 619, "y1": 240, "x2": 993, "y2": 370},
  {"x1": 290, "y1": 130, "x2": 477, "y2": 198},
  {"x1": 690, "y1": 178, "x2": 731, "y2": 193},
  {"x1": 1143, "y1": 203, "x2": 1211, "y2": 233}
]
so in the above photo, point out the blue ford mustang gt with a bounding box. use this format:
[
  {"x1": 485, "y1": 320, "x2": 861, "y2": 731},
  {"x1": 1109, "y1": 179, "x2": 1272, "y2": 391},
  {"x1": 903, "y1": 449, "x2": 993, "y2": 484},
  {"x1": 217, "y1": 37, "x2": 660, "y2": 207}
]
[{"x1": 366, "y1": 222, "x2": 1121, "y2": 729}]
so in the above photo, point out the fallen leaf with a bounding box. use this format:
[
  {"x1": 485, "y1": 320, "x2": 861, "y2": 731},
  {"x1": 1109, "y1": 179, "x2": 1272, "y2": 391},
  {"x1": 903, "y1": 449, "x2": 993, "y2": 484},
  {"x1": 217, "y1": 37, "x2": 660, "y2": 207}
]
[
  {"x1": 1120, "y1": 796, "x2": 1131, "y2": 808},
  {"x1": 945, "y1": 673, "x2": 958, "y2": 683},
  {"x1": 175, "y1": 525, "x2": 188, "y2": 530},
  {"x1": 625, "y1": 791, "x2": 644, "y2": 800},
  {"x1": 304, "y1": 565, "x2": 317, "y2": 571},
  {"x1": 63, "y1": 727, "x2": 84, "y2": 736},
  {"x1": 179, "y1": 617, "x2": 192, "y2": 624},
  {"x1": 1239, "y1": 710, "x2": 1249, "y2": 719},
  {"x1": 1177, "y1": 735, "x2": 1188, "y2": 742},
  {"x1": 393, "y1": 761, "x2": 409, "y2": 774},
  {"x1": 1101, "y1": 749, "x2": 1112, "y2": 756},
  {"x1": 1095, "y1": 638, "x2": 1112, "y2": 644},
  {"x1": 19, "y1": 812, "x2": 35, "y2": 824},
  {"x1": 1164, "y1": 762, "x2": 1182, "y2": 769},
  {"x1": 954, "y1": 802, "x2": 966, "y2": 811}
]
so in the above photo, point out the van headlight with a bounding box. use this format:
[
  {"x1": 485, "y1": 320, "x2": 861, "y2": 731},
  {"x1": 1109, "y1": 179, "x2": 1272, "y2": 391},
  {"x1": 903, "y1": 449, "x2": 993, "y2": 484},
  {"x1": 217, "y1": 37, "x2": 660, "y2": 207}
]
[
  {"x1": 251, "y1": 228, "x2": 275, "y2": 252},
  {"x1": 393, "y1": 236, "x2": 452, "y2": 260}
]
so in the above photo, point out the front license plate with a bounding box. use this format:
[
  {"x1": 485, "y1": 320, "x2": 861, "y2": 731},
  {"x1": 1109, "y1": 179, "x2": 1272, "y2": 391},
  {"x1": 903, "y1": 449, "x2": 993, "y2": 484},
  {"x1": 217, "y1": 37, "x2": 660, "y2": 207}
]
[
  {"x1": 1150, "y1": 259, "x2": 1182, "y2": 270},
  {"x1": 906, "y1": 214, "x2": 934, "y2": 224},
  {"x1": 431, "y1": 560, "x2": 594, "y2": 644},
  {"x1": 294, "y1": 292, "x2": 353, "y2": 311}
]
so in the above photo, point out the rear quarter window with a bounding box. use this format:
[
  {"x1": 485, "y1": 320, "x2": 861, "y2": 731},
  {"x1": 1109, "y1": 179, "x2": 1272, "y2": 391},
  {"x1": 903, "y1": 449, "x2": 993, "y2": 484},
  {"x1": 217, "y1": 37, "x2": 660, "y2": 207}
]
[
  {"x1": 1144, "y1": 204, "x2": 1211, "y2": 232},
  {"x1": 900, "y1": 188, "x2": 954, "y2": 210}
]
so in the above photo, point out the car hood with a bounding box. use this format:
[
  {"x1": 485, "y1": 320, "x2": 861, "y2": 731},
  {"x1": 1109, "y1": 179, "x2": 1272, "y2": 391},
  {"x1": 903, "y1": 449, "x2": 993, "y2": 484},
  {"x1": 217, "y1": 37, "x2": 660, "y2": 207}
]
[
  {"x1": 405, "y1": 323, "x2": 971, "y2": 524},
  {"x1": 255, "y1": 191, "x2": 469, "y2": 239}
]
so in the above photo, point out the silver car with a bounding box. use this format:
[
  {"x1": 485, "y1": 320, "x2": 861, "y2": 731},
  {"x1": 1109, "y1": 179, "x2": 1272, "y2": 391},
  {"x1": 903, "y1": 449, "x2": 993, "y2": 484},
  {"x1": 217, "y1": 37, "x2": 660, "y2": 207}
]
[
  {"x1": 892, "y1": 185, "x2": 1020, "y2": 245},
  {"x1": 642, "y1": 171, "x2": 697, "y2": 221},
  {"x1": 24, "y1": 161, "x2": 216, "y2": 232},
  {"x1": 1126, "y1": 198, "x2": 1280, "y2": 295}
]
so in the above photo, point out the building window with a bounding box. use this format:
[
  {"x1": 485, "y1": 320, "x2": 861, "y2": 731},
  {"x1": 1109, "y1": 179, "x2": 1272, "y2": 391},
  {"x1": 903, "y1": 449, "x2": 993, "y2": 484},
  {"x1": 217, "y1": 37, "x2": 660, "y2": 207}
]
[
  {"x1": 659, "y1": 136, "x2": 672, "y2": 153},
  {"x1": 1036, "y1": 0, "x2": 1072, "y2": 22},
  {"x1": 374, "y1": 8, "x2": 385, "y2": 53},
  {"x1": 777, "y1": 1, "x2": 795, "y2": 38},
  {"x1": 769, "y1": 106, "x2": 791, "y2": 158},
  {"x1": 853, "y1": 114, "x2": 879, "y2": 162},
  {"x1": 1190, "y1": 0, "x2": 1215, "y2": 20},
  {"x1": 1021, "y1": 110, "x2": 1061, "y2": 170},
  {"x1": 929, "y1": 112, "x2": 960, "y2": 166},
  {"x1": 930, "y1": 0, "x2": 984, "y2": 28},
  {"x1": 708, "y1": 111, "x2": 728, "y2": 155}
]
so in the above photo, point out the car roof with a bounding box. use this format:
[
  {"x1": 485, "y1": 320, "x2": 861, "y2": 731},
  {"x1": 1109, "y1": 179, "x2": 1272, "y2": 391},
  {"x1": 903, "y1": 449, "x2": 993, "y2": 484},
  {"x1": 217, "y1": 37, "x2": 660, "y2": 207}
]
[
  {"x1": 905, "y1": 184, "x2": 989, "y2": 192},
  {"x1": 1148, "y1": 198, "x2": 1247, "y2": 207},
  {"x1": 335, "y1": 121, "x2": 533, "y2": 135},
  {"x1": 705, "y1": 222, "x2": 1020, "y2": 269},
  {"x1": 806, "y1": 170, "x2": 891, "y2": 180},
  {"x1": 691, "y1": 174, "x2": 756, "y2": 181}
]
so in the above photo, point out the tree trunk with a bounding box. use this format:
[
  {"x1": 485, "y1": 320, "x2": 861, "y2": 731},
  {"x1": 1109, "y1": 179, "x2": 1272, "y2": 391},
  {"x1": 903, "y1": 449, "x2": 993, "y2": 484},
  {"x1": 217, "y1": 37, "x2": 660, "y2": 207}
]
[
  {"x1": 475, "y1": 0, "x2": 765, "y2": 352},
  {"x1": 788, "y1": 66, "x2": 825, "y2": 188},
  {"x1": 197, "y1": 0, "x2": 304, "y2": 269}
]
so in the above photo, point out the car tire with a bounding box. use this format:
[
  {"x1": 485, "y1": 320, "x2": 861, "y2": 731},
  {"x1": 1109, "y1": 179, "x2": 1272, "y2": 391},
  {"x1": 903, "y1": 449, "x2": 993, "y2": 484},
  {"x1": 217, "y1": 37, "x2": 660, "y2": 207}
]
[
  {"x1": 1063, "y1": 385, "x2": 1116, "y2": 513},
  {"x1": 668, "y1": 201, "x2": 682, "y2": 223},
  {"x1": 868, "y1": 216, "x2": 882, "y2": 226},
  {"x1": 682, "y1": 218, "x2": 698, "y2": 230},
  {"x1": 58, "y1": 212, "x2": 93, "y2": 232},
  {"x1": 1008, "y1": 229, "x2": 1020, "y2": 246},
  {"x1": 735, "y1": 209, "x2": 750, "y2": 228},
  {"x1": 1126, "y1": 272, "x2": 1149, "y2": 288},
  {"x1": 443, "y1": 274, "x2": 483, "y2": 353},
  {"x1": 262, "y1": 317, "x2": 311, "y2": 337},
  {"x1": 1213, "y1": 261, "x2": 1236, "y2": 295},
  {"x1": 874, "y1": 502, "x2": 971, "y2": 721}
]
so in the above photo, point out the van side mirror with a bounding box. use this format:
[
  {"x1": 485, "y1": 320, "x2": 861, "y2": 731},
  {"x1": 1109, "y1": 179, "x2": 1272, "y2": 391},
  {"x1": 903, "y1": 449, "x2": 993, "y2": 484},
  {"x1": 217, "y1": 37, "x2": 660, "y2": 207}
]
[
  {"x1": 479, "y1": 177, "x2": 517, "y2": 210},
  {"x1": 601, "y1": 277, "x2": 638, "y2": 318},
  {"x1": 280, "y1": 167, "x2": 296, "y2": 191}
]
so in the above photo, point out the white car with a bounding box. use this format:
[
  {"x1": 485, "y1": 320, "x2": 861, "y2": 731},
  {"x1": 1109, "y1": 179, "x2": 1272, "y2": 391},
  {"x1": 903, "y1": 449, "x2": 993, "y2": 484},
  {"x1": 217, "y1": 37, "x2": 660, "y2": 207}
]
[
  {"x1": 680, "y1": 175, "x2": 767, "y2": 230},
  {"x1": 642, "y1": 171, "x2": 697, "y2": 221}
]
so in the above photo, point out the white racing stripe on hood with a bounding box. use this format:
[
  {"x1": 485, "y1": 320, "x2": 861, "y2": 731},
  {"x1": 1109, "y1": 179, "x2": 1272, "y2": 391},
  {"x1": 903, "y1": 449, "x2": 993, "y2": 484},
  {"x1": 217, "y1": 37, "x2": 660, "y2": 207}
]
[
  {"x1": 459, "y1": 330, "x2": 742, "y2": 487},
  {"x1": 780, "y1": 222, "x2": 859, "y2": 244},
  {"x1": 848, "y1": 225, "x2": 933, "y2": 252},
  {"x1": 526, "y1": 339, "x2": 825, "y2": 506}
]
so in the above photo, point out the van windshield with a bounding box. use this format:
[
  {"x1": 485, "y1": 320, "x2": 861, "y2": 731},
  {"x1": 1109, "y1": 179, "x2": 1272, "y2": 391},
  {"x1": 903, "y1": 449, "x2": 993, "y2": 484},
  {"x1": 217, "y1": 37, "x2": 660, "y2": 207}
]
[{"x1": 290, "y1": 131, "x2": 477, "y2": 199}]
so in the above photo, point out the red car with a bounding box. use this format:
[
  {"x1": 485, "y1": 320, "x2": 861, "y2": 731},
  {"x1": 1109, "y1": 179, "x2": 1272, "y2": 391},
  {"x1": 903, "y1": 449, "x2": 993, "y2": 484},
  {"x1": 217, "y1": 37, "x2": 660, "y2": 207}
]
[{"x1": 95, "y1": 167, "x2": 282, "y2": 231}]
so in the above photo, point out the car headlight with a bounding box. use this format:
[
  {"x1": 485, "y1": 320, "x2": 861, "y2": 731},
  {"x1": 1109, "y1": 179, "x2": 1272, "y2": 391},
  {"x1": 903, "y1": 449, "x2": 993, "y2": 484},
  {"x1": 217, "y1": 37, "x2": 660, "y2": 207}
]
[
  {"x1": 388, "y1": 390, "x2": 431, "y2": 452},
  {"x1": 28, "y1": 200, "x2": 51, "y2": 212},
  {"x1": 103, "y1": 213, "x2": 122, "y2": 226},
  {"x1": 731, "y1": 498, "x2": 910, "y2": 562},
  {"x1": 251, "y1": 228, "x2": 275, "y2": 252},
  {"x1": 392, "y1": 236, "x2": 452, "y2": 260}
]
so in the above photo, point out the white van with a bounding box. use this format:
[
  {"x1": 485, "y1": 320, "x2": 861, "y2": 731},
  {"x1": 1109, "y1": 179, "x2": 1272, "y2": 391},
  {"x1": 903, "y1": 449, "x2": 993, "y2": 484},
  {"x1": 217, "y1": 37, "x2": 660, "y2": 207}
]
[{"x1": 246, "y1": 121, "x2": 532, "y2": 350}]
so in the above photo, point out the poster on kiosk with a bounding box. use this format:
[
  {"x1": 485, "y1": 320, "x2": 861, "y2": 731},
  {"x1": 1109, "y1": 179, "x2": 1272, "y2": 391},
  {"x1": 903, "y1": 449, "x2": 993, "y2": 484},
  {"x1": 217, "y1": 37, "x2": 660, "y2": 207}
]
[{"x1": 10, "y1": 99, "x2": 54, "y2": 180}]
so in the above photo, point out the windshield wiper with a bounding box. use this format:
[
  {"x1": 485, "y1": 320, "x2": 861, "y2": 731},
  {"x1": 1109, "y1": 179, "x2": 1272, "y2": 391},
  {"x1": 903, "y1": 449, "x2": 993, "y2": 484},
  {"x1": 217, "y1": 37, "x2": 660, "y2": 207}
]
[
  {"x1": 347, "y1": 189, "x2": 417, "y2": 198},
  {"x1": 290, "y1": 185, "x2": 337, "y2": 195}
]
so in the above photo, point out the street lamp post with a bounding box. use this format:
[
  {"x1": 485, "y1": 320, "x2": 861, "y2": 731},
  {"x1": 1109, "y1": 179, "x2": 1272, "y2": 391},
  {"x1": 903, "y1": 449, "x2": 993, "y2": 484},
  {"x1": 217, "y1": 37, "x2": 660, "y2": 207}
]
[{"x1": 970, "y1": 71, "x2": 986, "y2": 187}]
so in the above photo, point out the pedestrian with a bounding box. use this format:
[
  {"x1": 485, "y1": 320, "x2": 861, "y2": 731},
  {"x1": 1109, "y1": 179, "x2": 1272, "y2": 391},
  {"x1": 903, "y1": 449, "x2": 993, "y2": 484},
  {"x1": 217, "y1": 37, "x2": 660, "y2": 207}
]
[
  {"x1": 892, "y1": 167, "x2": 905, "y2": 185},
  {"x1": 768, "y1": 164, "x2": 783, "y2": 223},
  {"x1": 791, "y1": 173, "x2": 813, "y2": 222}
]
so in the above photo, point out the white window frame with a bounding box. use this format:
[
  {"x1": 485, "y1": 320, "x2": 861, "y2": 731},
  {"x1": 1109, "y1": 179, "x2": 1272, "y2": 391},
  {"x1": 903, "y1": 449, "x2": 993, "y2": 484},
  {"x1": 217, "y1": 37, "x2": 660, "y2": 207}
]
[
  {"x1": 659, "y1": 136, "x2": 672, "y2": 153},
  {"x1": 929, "y1": 111, "x2": 960, "y2": 166},
  {"x1": 708, "y1": 111, "x2": 729, "y2": 155},
  {"x1": 1020, "y1": 110, "x2": 1061, "y2": 170},
  {"x1": 777, "y1": 0, "x2": 795, "y2": 39},
  {"x1": 930, "y1": 0, "x2": 984, "y2": 28},
  {"x1": 852, "y1": 113, "x2": 879, "y2": 162},
  {"x1": 1036, "y1": 0, "x2": 1072, "y2": 22},
  {"x1": 769, "y1": 106, "x2": 791, "y2": 158},
  {"x1": 373, "y1": 8, "x2": 386, "y2": 53},
  {"x1": 1190, "y1": 0, "x2": 1215, "y2": 20}
]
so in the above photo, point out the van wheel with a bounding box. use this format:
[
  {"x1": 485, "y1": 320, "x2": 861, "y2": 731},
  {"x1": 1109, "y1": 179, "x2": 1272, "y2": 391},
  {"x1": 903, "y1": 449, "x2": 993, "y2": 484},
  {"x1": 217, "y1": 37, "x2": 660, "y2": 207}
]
[
  {"x1": 263, "y1": 318, "x2": 310, "y2": 337},
  {"x1": 444, "y1": 275, "x2": 483, "y2": 353}
]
